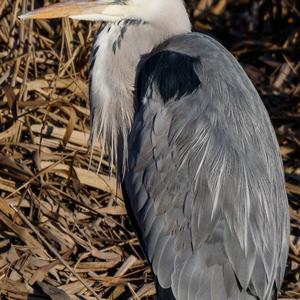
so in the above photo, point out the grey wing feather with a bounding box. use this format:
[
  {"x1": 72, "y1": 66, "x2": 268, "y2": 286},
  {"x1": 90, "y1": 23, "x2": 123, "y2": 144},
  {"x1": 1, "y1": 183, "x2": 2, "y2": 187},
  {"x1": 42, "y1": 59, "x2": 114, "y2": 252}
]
[{"x1": 124, "y1": 32, "x2": 289, "y2": 300}]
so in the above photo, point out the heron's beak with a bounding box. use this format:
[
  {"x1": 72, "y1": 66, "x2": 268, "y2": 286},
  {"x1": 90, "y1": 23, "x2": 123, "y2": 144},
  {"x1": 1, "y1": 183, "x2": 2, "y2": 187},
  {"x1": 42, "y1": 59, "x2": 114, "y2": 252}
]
[{"x1": 19, "y1": 0, "x2": 136, "y2": 21}]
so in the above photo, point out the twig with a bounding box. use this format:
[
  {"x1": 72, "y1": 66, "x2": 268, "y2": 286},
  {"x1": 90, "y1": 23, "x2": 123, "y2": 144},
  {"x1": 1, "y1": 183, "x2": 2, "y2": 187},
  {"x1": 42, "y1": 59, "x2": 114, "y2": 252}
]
[{"x1": 10, "y1": 204, "x2": 104, "y2": 300}]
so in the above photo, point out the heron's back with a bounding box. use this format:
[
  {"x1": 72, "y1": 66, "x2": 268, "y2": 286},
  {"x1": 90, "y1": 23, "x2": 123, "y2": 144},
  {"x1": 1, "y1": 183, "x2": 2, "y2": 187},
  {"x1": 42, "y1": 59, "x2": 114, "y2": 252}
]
[{"x1": 123, "y1": 32, "x2": 289, "y2": 300}]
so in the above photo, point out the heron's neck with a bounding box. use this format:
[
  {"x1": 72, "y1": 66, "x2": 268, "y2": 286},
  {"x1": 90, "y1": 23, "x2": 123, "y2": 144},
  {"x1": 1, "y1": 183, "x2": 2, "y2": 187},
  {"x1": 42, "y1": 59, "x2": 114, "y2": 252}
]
[{"x1": 89, "y1": 18, "x2": 191, "y2": 175}]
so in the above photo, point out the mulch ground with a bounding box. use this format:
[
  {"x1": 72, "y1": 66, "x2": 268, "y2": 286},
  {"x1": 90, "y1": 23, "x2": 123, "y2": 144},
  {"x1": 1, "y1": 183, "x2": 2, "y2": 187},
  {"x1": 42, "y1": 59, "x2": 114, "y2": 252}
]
[{"x1": 0, "y1": 0, "x2": 299, "y2": 299}]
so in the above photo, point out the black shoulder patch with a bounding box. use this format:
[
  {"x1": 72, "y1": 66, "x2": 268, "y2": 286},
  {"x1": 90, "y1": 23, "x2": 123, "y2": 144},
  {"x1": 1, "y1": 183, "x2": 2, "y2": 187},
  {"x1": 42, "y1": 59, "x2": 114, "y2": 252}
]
[{"x1": 137, "y1": 51, "x2": 201, "y2": 103}]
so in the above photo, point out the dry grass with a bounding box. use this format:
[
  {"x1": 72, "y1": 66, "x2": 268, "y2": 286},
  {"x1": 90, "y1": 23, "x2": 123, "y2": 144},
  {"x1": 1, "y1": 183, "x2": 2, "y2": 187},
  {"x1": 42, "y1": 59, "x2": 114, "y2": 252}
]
[{"x1": 0, "y1": 0, "x2": 299, "y2": 299}]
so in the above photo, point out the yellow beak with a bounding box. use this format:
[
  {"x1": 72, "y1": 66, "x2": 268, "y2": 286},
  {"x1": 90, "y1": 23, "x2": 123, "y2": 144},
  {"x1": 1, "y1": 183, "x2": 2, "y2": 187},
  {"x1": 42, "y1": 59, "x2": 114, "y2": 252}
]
[{"x1": 19, "y1": 0, "x2": 134, "y2": 21}]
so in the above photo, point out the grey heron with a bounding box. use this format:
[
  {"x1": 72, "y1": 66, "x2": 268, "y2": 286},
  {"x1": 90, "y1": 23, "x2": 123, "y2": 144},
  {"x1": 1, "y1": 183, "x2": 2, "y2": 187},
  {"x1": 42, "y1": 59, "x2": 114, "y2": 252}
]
[{"x1": 21, "y1": 1, "x2": 290, "y2": 299}]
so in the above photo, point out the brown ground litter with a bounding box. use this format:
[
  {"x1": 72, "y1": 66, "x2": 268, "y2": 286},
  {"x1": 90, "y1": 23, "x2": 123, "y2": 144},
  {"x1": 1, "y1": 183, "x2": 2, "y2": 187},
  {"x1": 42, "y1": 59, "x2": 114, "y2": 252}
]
[{"x1": 0, "y1": 0, "x2": 299, "y2": 299}]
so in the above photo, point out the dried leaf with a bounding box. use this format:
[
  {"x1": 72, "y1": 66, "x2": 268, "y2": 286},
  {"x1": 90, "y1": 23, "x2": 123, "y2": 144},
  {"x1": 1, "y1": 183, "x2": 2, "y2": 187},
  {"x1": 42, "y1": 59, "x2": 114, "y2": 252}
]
[
  {"x1": 40, "y1": 161, "x2": 120, "y2": 197},
  {"x1": 3, "y1": 85, "x2": 17, "y2": 118},
  {"x1": 0, "y1": 211, "x2": 48, "y2": 259},
  {"x1": 62, "y1": 107, "x2": 77, "y2": 146},
  {"x1": 38, "y1": 282, "x2": 71, "y2": 300}
]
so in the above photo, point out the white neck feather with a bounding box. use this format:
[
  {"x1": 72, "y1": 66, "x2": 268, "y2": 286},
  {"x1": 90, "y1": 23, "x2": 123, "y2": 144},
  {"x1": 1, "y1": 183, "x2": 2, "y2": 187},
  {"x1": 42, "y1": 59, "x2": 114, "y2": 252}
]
[{"x1": 89, "y1": 9, "x2": 191, "y2": 176}]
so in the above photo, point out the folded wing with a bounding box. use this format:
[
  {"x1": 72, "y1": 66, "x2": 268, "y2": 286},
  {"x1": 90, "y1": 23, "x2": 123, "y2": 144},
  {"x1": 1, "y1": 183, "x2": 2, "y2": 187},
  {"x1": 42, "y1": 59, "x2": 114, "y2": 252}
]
[{"x1": 123, "y1": 32, "x2": 289, "y2": 300}]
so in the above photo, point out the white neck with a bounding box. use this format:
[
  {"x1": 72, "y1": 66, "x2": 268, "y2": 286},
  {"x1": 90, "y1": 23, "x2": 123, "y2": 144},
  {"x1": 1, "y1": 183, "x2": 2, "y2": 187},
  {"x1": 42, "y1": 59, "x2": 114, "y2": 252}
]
[{"x1": 89, "y1": 12, "x2": 191, "y2": 175}]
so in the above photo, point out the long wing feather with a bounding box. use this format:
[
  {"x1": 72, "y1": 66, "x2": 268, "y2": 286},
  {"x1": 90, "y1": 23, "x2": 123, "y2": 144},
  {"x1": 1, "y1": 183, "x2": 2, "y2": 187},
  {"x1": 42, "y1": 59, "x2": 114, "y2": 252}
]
[{"x1": 123, "y1": 32, "x2": 289, "y2": 300}]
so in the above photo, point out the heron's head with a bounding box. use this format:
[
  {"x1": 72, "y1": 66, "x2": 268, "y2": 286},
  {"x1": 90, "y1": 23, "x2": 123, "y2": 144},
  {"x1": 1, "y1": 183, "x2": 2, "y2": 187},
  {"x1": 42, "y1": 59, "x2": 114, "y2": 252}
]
[{"x1": 20, "y1": 0, "x2": 190, "y2": 31}]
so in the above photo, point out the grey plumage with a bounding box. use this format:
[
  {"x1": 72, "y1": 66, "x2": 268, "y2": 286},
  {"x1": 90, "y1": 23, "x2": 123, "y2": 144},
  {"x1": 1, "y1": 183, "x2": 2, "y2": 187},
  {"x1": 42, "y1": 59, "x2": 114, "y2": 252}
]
[
  {"x1": 123, "y1": 33, "x2": 289, "y2": 299},
  {"x1": 21, "y1": 1, "x2": 290, "y2": 299}
]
